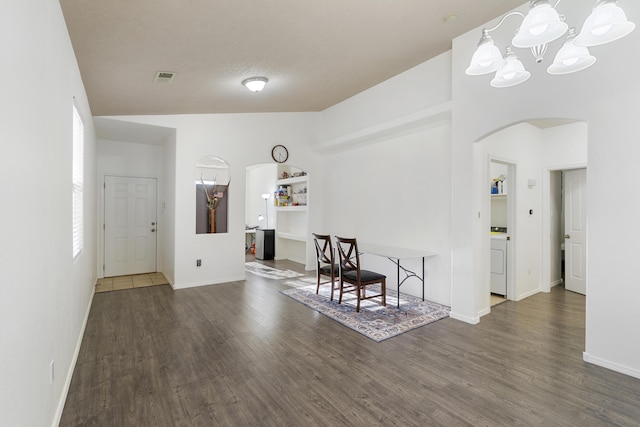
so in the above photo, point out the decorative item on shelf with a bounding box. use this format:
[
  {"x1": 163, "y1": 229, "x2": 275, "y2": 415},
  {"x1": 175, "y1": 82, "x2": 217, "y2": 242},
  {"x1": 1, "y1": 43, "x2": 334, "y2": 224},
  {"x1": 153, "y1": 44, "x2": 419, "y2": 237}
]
[
  {"x1": 200, "y1": 174, "x2": 230, "y2": 233},
  {"x1": 466, "y1": 0, "x2": 635, "y2": 88},
  {"x1": 280, "y1": 171, "x2": 289, "y2": 179},
  {"x1": 491, "y1": 175, "x2": 507, "y2": 194}
]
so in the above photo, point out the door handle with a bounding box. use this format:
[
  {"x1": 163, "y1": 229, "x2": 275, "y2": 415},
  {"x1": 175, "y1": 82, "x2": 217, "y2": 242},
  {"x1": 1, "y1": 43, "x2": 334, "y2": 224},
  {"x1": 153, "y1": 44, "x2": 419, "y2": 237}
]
[
  {"x1": 151, "y1": 222, "x2": 156, "y2": 226},
  {"x1": 564, "y1": 234, "x2": 571, "y2": 239},
  {"x1": 151, "y1": 228, "x2": 156, "y2": 232}
]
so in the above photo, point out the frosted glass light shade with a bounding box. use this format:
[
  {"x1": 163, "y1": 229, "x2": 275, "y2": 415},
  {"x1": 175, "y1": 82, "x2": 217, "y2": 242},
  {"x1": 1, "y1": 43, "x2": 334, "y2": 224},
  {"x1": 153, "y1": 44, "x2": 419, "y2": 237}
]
[
  {"x1": 465, "y1": 37, "x2": 506, "y2": 75},
  {"x1": 242, "y1": 77, "x2": 268, "y2": 92},
  {"x1": 548, "y1": 38, "x2": 596, "y2": 75},
  {"x1": 574, "y1": 1, "x2": 635, "y2": 47},
  {"x1": 512, "y1": 1, "x2": 568, "y2": 48},
  {"x1": 491, "y1": 53, "x2": 531, "y2": 88}
]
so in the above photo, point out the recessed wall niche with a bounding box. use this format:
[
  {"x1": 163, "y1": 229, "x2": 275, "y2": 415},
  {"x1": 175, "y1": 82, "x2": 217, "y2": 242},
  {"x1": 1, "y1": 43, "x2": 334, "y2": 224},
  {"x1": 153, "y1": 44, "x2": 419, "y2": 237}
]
[{"x1": 195, "y1": 156, "x2": 230, "y2": 234}]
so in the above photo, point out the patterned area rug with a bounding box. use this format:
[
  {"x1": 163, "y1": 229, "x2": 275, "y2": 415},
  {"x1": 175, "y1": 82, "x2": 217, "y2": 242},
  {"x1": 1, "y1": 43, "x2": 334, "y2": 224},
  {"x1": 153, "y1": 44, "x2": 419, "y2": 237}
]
[
  {"x1": 245, "y1": 262, "x2": 305, "y2": 280},
  {"x1": 280, "y1": 282, "x2": 450, "y2": 342}
]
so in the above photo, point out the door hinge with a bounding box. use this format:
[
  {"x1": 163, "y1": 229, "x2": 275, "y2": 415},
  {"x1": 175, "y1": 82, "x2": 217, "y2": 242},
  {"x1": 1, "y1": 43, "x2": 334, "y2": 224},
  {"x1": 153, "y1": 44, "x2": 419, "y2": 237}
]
[
  {"x1": 103, "y1": 182, "x2": 106, "y2": 189},
  {"x1": 103, "y1": 223, "x2": 105, "y2": 230},
  {"x1": 102, "y1": 264, "x2": 105, "y2": 272}
]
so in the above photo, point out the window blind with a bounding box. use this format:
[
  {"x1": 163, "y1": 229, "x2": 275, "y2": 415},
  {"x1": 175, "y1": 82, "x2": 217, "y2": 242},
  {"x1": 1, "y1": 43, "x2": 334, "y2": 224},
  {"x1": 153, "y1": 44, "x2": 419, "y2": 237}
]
[{"x1": 72, "y1": 104, "x2": 84, "y2": 258}]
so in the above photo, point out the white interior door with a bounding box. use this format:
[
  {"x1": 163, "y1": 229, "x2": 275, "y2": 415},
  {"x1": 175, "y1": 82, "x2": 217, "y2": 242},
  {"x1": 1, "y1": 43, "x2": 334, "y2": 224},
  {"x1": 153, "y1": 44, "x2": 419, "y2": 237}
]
[
  {"x1": 564, "y1": 169, "x2": 587, "y2": 295},
  {"x1": 104, "y1": 176, "x2": 157, "y2": 277}
]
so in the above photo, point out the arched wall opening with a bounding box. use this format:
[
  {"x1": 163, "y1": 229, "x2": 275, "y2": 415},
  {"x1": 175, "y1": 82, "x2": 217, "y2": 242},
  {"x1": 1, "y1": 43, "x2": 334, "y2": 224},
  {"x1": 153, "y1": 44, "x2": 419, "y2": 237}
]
[{"x1": 472, "y1": 118, "x2": 588, "y2": 316}]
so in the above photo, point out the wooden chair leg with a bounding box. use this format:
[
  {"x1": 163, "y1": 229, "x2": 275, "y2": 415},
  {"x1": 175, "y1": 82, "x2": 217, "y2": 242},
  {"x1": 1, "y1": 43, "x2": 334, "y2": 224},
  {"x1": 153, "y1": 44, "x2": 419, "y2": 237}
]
[
  {"x1": 381, "y1": 279, "x2": 386, "y2": 307},
  {"x1": 329, "y1": 272, "x2": 335, "y2": 301},
  {"x1": 316, "y1": 274, "x2": 321, "y2": 295}
]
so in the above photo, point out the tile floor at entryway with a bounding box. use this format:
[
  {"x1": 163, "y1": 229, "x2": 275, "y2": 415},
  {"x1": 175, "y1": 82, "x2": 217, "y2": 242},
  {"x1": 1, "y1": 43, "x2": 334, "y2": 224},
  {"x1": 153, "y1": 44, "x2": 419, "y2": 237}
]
[
  {"x1": 491, "y1": 294, "x2": 507, "y2": 306},
  {"x1": 95, "y1": 272, "x2": 168, "y2": 293}
]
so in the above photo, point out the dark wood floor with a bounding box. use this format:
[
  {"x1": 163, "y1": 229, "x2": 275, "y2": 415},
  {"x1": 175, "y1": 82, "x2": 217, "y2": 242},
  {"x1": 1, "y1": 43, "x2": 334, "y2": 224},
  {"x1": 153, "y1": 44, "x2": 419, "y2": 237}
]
[{"x1": 61, "y1": 259, "x2": 640, "y2": 426}]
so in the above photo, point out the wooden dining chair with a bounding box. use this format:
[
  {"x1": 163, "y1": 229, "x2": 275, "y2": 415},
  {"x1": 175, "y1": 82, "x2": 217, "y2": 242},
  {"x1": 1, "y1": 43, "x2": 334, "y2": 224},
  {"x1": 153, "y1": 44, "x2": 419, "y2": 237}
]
[
  {"x1": 334, "y1": 236, "x2": 386, "y2": 312},
  {"x1": 312, "y1": 233, "x2": 340, "y2": 301}
]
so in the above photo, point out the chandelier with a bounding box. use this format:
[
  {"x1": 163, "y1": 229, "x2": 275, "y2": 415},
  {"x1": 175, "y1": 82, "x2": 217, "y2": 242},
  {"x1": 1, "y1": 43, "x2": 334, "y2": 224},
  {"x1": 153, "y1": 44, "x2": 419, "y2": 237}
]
[{"x1": 466, "y1": 0, "x2": 635, "y2": 88}]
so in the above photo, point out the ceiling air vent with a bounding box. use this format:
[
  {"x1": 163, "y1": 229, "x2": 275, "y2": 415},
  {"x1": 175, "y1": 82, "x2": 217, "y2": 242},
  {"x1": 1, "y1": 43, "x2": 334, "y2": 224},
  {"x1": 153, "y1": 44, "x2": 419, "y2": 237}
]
[{"x1": 153, "y1": 71, "x2": 176, "y2": 83}]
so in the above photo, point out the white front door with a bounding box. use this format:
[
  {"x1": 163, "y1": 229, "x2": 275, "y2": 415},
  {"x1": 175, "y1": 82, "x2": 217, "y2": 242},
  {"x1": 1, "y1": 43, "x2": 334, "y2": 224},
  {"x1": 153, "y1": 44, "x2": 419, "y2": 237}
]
[
  {"x1": 104, "y1": 176, "x2": 157, "y2": 277},
  {"x1": 564, "y1": 169, "x2": 587, "y2": 295}
]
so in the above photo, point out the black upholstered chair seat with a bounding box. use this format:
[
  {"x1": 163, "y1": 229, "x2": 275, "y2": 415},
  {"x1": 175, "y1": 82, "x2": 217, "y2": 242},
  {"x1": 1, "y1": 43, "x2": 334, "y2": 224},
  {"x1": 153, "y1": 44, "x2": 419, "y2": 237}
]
[
  {"x1": 335, "y1": 236, "x2": 386, "y2": 312},
  {"x1": 319, "y1": 264, "x2": 340, "y2": 276},
  {"x1": 343, "y1": 269, "x2": 385, "y2": 282}
]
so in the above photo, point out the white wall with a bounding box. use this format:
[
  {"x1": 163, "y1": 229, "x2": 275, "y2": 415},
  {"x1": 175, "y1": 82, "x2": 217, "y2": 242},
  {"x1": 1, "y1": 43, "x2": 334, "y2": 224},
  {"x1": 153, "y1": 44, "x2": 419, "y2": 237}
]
[
  {"x1": 452, "y1": 0, "x2": 640, "y2": 377},
  {"x1": 162, "y1": 133, "x2": 177, "y2": 285},
  {"x1": 97, "y1": 139, "x2": 166, "y2": 276},
  {"x1": 246, "y1": 164, "x2": 277, "y2": 229},
  {"x1": 318, "y1": 52, "x2": 452, "y2": 142},
  {"x1": 474, "y1": 123, "x2": 544, "y2": 308},
  {"x1": 311, "y1": 51, "x2": 453, "y2": 304},
  {"x1": 107, "y1": 113, "x2": 321, "y2": 288},
  {"x1": 320, "y1": 123, "x2": 452, "y2": 304},
  {"x1": 0, "y1": 1, "x2": 97, "y2": 425},
  {"x1": 473, "y1": 121, "x2": 587, "y2": 314}
]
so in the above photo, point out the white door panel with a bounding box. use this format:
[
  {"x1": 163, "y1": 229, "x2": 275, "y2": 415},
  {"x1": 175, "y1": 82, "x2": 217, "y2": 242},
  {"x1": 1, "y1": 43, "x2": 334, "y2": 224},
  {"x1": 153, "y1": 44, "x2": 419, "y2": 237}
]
[
  {"x1": 105, "y1": 176, "x2": 157, "y2": 277},
  {"x1": 564, "y1": 169, "x2": 587, "y2": 295}
]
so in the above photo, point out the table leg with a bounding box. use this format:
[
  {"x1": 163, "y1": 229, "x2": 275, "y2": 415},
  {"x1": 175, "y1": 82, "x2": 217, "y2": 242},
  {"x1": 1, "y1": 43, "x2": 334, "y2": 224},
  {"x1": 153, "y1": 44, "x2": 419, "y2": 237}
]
[
  {"x1": 422, "y1": 257, "x2": 425, "y2": 301},
  {"x1": 397, "y1": 260, "x2": 401, "y2": 309}
]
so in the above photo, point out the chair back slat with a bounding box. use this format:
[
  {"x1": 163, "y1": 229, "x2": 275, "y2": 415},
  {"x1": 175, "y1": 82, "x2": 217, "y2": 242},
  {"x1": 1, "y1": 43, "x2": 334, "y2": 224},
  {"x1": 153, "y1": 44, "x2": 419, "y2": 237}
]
[
  {"x1": 335, "y1": 236, "x2": 360, "y2": 278},
  {"x1": 313, "y1": 233, "x2": 334, "y2": 265}
]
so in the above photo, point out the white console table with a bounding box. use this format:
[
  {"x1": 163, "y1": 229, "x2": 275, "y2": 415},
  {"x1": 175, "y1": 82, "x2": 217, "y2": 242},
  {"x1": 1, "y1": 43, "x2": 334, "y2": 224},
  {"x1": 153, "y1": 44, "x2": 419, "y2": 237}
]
[{"x1": 358, "y1": 243, "x2": 437, "y2": 309}]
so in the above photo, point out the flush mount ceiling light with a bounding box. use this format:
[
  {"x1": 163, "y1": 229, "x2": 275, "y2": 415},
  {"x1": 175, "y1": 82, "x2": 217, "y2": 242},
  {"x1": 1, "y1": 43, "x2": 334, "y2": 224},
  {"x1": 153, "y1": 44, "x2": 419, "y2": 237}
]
[
  {"x1": 466, "y1": 0, "x2": 634, "y2": 88},
  {"x1": 242, "y1": 77, "x2": 268, "y2": 92}
]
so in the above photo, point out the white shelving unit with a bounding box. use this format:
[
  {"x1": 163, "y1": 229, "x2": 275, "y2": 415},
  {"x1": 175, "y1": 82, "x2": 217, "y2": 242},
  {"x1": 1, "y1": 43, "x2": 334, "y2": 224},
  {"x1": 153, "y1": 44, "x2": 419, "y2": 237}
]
[{"x1": 274, "y1": 166, "x2": 309, "y2": 266}]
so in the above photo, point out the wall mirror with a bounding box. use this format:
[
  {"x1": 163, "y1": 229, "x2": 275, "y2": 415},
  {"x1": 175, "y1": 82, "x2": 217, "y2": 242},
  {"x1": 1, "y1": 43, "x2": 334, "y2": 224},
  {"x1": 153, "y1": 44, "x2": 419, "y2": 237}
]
[{"x1": 195, "y1": 156, "x2": 230, "y2": 234}]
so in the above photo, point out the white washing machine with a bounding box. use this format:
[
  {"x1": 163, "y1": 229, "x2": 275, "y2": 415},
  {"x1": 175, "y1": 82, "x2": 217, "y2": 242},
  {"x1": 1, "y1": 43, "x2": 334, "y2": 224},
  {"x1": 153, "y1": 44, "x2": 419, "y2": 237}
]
[{"x1": 490, "y1": 233, "x2": 507, "y2": 296}]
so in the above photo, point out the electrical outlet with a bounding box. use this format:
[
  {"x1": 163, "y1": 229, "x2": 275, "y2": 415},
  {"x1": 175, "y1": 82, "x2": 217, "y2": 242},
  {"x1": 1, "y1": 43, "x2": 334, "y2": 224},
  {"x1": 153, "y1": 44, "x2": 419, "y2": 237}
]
[
  {"x1": 50, "y1": 360, "x2": 55, "y2": 384},
  {"x1": 196, "y1": 259, "x2": 201, "y2": 267}
]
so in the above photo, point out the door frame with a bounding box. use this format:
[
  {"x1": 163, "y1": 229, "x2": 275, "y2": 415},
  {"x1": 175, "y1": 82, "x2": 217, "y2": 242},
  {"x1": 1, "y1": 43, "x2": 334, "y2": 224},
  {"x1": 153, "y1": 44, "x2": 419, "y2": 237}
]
[
  {"x1": 488, "y1": 157, "x2": 517, "y2": 303},
  {"x1": 99, "y1": 174, "x2": 161, "y2": 278},
  {"x1": 541, "y1": 164, "x2": 587, "y2": 293}
]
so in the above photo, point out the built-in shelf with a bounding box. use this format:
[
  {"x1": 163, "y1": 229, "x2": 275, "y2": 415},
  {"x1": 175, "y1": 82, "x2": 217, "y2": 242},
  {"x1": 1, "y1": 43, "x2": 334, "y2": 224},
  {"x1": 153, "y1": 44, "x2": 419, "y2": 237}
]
[
  {"x1": 276, "y1": 206, "x2": 307, "y2": 212},
  {"x1": 491, "y1": 194, "x2": 507, "y2": 199},
  {"x1": 276, "y1": 232, "x2": 306, "y2": 242},
  {"x1": 277, "y1": 176, "x2": 307, "y2": 186},
  {"x1": 274, "y1": 165, "x2": 310, "y2": 267}
]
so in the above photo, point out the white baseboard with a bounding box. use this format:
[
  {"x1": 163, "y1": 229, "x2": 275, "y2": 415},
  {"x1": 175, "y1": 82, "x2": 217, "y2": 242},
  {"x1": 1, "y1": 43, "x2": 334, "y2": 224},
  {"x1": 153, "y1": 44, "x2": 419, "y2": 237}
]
[
  {"x1": 583, "y1": 352, "x2": 640, "y2": 380},
  {"x1": 172, "y1": 275, "x2": 245, "y2": 290},
  {"x1": 52, "y1": 287, "x2": 95, "y2": 427},
  {"x1": 478, "y1": 307, "x2": 491, "y2": 317},
  {"x1": 550, "y1": 279, "x2": 563, "y2": 287},
  {"x1": 449, "y1": 311, "x2": 480, "y2": 325},
  {"x1": 514, "y1": 288, "x2": 540, "y2": 302}
]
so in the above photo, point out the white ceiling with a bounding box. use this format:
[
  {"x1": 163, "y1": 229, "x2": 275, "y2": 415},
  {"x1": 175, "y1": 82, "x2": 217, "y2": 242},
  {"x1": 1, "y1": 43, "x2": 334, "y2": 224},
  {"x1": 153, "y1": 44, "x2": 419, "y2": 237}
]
[{"x1": 60, "y1": 0, "x2": 526, "y2": 117}]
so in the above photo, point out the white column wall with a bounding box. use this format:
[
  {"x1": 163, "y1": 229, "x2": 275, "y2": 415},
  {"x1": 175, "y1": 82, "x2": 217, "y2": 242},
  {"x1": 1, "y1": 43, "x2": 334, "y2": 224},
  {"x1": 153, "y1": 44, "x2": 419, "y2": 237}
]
[
  {"x1": 0, "y1": 1, "x2": 98, "y2": 425},
  {"x1": 474, "y1": 123, "x2": 544, "y2": 312},
  {"x1": 162, "y1": 133, "x2": 177, "y2": 285},
  {"x1": 452, "y1": 0, "x2": 640, "y2": 377}
]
